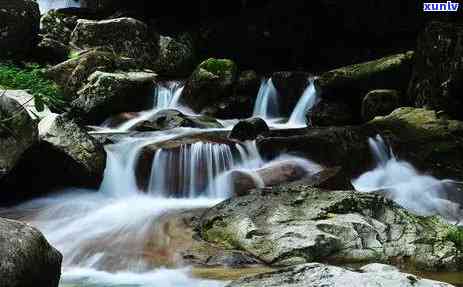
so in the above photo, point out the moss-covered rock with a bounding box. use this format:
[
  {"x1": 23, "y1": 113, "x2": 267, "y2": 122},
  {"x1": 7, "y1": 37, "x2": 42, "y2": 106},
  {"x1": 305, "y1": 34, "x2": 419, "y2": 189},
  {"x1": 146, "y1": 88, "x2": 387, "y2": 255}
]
[
  {"x1": 361, "y1": 89, "x2": 401, "y2": 121},
  {"x1": 180, "y1": 58, "x2": 242, "y2": 118},
  {"x1": 70, "y1": 17, "x2": 160, "y2": 69},
  {"x1": 0, "y1": 0, "x2": 40, "y2": 59},
  {"x1": 315, "y1": 52, "x2": 414, "y2": 101},
  {"x1": 199, "y1": 186, "x2": 462, "y2": 270},
  {"x1": 408, "y1": 21, "x2": 463, "y2": 120},
  {"x1": 153, "y1": 35, "x2": 196, "y2": 77},
  {"x1": 0, "y1": 217, "x2": 62, "y2": 287},
  {"x1": 71, "y1": 71, "x2": 156, "y2": 124}
]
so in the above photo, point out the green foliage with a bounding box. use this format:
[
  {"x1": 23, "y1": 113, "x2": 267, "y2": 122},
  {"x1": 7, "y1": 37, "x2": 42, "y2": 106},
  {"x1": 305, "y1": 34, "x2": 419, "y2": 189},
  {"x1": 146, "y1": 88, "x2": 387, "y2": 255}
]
[
  {"x1": 445, "y1": 226, "x2": 463, "y2": 251},
  {"x1": 0, "y1": 62, "x2": 67, "y2": 111},
  {"x1": 68, "y1": 50, "x2": 80, "y2": 60},
  {"x1": 199, "y1": 58, "x2": 236, "y2": 76}
]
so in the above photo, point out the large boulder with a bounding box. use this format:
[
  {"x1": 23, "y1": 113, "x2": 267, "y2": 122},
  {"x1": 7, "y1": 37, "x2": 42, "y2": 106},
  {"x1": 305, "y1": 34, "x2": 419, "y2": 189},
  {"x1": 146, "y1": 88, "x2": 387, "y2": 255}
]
[
  {"x1": 46, "y1": 49, "x2": 117, "y2": 99},
  {"x1": 408, "y1": 22, "x2": 463, "y2": 120},
  {"x1": 258, "y1": 107, "x2": 463, "y2": 184},
  {"x1": 132, "y1": 109, "x2": 223, "y2": 132},
  {"x1": 315, "y1": 52, "x2": 414, "y2": 101},
  {"x1": 229, "y1": 117, "x2": 269, "y2": 141},
  {"x1": 153, "y1": 35, "x2": 196, "y2": 77},
  {"x1": 0, "y1": 91, "x2": 38, "y2": 181},
  {"x1": 227, "y1": 263, "x2": 455, "y2": 287},
  {"x1": 361, "y1": 89, "x2": 402, "y2": 121},
  {"x1": 0, "y1": 217, "x2": 62, "y2": 287},
  {"x1": 180, "y1": 58, "x2": 239, "y2": 117},
  {"x1": 70, "y1": 17, "x2": 160, "y2": 69},
  {"x1": 71, "y1": 71, "x2": 156, "y2": 124},
  {"x1": 199, "y1": 186, "x2": 462, "y2": 270},
  {"x1": 0, "y1": 0, "x2": 40, "y2": 59},
  {"x1": 308, "y1": 99, "x2": 356, "y2": 126}
]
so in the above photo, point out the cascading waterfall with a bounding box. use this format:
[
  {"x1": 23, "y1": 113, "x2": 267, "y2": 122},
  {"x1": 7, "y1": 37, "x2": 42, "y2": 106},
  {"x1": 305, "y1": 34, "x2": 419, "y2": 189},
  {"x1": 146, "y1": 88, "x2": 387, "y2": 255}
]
[
  {"x1": 288, "y1": 78, "x2": 318, "y2": 126},
  {"x1": 352, "y1": 135, "x2": 461, "y2": 220},
  {"x1": 116, "y1": 81, "x2": 185, "y2": 131},
  {"x1": 252, "y1": 78, "x2": 280, "y2": 119}
]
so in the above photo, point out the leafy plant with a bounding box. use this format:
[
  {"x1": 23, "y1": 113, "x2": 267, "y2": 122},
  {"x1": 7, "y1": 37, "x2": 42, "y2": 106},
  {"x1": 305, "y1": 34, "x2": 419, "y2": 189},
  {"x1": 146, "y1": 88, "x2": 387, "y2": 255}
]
[
  {"x1": 0, "y1": 62, "x2": 67, "y2": 112},
  {"x1": 445, "y1": 226, "x2": 463, "y2": 251}
]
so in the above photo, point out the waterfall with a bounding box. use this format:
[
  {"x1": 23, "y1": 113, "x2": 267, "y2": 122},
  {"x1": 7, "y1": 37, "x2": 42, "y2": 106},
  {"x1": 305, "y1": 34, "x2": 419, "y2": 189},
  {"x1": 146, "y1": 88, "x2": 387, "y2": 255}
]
[
  {"x1": 115, "y1": 81, "x2": 185, "y2": 131},
  {"x1": 288, "y1": 78, "x2": 318, "y2": 126},
  {"x1": 352, "y1": 135, "x2": 460, "y2": 220},
  {"x1": 252, "y1": 78, "x2": 279, "y2": 119}
]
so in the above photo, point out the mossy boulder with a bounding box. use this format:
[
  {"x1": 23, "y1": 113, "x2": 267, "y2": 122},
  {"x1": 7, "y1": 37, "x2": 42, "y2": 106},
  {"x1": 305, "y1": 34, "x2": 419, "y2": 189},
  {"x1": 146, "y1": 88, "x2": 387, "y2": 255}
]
[
  {"x1": 70, "y1": 17, "x2": 160, "y2": 69},
  {"x1": 0, "y1": 217, "x2": 62, "y2": 287},
  {"x1": 309, "y1": 99, "x2": 356, "y2": 126},
  {"x1": 40, "y1": 9, "x2": 78, "y2": 44},
  {"x1": 408, "y1": 21, "x2": 463, "y2": 120},
  {"x1": 0, "y1": 0, "x2": 40, "y2": 59},
  {"x1": 361, "y1": 89, "x2": 401, "y2": 121},
  {"x1": 71, "y1": 71, "x2": 156, "y2": 124},
  {"x1": 180, "y1": 58, "x2": 240, "y2": 117},
  {"x1": 153, "y1": 35, "x2": 196, "y2": 77},
  {"x1": 315, "y1": 52, "x2": 414, "y2": 102},
  {"x1": 199, "y1": 186, "x2": 462, "y2": 270}
]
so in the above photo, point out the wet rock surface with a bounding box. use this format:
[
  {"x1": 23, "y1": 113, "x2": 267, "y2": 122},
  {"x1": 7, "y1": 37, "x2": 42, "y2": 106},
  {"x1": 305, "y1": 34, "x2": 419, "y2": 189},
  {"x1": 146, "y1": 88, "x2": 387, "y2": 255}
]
[
  {"x1": 0, "y1": 217, "x2": 62, "y2": 287},
  {"x1": 226, "y1": 263, "x2": 455, "y2": 287},
  {"x1": 199, "y1": 186, "x2": 462, "y2": 270}
]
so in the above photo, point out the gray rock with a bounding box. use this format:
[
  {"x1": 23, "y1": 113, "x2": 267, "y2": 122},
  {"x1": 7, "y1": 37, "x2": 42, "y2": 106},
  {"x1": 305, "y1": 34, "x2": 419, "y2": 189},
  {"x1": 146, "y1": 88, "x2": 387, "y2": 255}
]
[
  {"x1": 0, "y1": 91, "x2": 38, "y2": 179},
  {"x1": 226, "y1": 263, "x2": 454, "y2": 287},
  {"x1": 362, "y1": 89, "x2": 401, "y2": 121},
  {"x1": 0, "y1": 217, "x2": 62, "y2": 287},
  {"x1": 153, "y1": 35, "x2": 195, "y2": 77},
  {"x1": 71, "y1": 71, "x2": 156, "y2": 124},
  {"x1": 70, "y1": 17, "x2": 160, "y2": 69},
  {"x1": 199, "y1": 186, "x2": 462, "y2": 270},
  {"x1": 308, "y1": 99, "x2": 356, "y2": 126},
  {"x1": 229, "y1": 117, "x2": 269, "y2": 141},
  {"x1": 39, "y1": 114, "x2": 106, "y2": 186},
  {"x1": 0, "y1": 0, "x2": 40, "y2": 59}
]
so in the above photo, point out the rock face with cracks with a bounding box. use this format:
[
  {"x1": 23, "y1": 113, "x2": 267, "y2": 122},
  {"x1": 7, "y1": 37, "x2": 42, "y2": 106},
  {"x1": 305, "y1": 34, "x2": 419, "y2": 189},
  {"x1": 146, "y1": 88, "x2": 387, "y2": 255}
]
[{"x1": 199, "y1": 186, "x2": 462, "y2": 270}]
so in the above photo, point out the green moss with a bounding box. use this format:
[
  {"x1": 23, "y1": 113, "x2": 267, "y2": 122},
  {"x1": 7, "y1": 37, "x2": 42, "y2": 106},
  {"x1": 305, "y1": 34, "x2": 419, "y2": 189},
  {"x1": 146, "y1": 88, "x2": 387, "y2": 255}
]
[
  {"x1": 199, "y1": 58, "x2": 237, "y2": 77},
  {"x1": 0, "y1": 62, "x2": 67, "y2": 111},
  {"x1": 68, "y1": 50, "x2": 80, "y2": 60},
  {"x1": 445, "y1": 226, "x2": 463, "y2": 251}
]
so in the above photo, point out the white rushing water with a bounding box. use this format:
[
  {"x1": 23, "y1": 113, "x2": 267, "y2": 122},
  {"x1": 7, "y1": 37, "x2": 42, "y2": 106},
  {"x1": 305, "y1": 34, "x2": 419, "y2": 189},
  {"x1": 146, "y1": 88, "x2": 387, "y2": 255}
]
[
  {"x1": 288, "y1": 78, "x2": 318, "y2": 126},
  {"x1": 352, "y1": 135, "x2": 461, "y2": 220},
  {"x1": 37, "y1": 0, "x2": 81, "y2": 13},
  {"x1": 252, "y1": 78, "x2": 280, "y2": 120}
]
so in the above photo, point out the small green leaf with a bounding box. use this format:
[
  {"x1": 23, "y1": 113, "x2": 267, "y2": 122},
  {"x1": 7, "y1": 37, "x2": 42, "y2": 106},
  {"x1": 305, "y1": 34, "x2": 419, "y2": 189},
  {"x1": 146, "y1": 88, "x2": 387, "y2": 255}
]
[{"x1": 34, "y1": 95, "x2": 45, "y2": 112}]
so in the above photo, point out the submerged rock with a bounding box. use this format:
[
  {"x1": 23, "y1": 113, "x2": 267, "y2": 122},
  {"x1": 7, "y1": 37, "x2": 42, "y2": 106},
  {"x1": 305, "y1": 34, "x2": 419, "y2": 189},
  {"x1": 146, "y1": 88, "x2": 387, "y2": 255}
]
[
  {"x1": 0, "y1": 217, "x2": 62, "y2": 287},
  {"x1": 361, "y1": 89, "x2": 401, "y2": 121},
  {"x1": 70, "y1": 17, "x2": 160, "y2": 69},
  {"x1": 199, "y1": 186, "x2": 462, "y2": 270},
  {"x1": 229, "y1": 117, "x2": 269, "y2": 141},
  {"x1": 133, "y1": 109, "x2": 223, "y2": 132},
  {"x1": 0, "y1": 0, "x2": 40, "y2": 59},
  {"x1": 71, "y1": 71, "x2": 156, "y2": 124},
  {"x1": 227, "y1": 263, "x2": 455, "y2": 287},
  {"x1": 408, "y1": 21, "x2": 463, "y2": 120}
]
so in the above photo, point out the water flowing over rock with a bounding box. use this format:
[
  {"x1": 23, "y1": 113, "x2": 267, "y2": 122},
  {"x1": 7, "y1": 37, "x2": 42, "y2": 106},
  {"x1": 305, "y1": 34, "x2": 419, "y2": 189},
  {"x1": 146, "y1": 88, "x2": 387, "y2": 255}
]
[
  {"x1": 361, "y1": 89, "x2": 401, "y2": 121},
  {"x1": 408, "y1": 21, "x2": 463, "y2": 120},
  {"x1": 253, "y1": 78, "x2": 279, "y2": 120},
  {"x1": 272, "y1": 71, "x2": 311, "y2": 116},
  {"x1": 71, "y1": 71, "x2": 156, "y2": 124},
  {"x1": 0, "y1": 91, "x2": 38, "y2": 181},
  {"x1": 0, "y1": 0, "x2": 40, "y2": 59},
  {"x1": 199, "y1": 186, "x2": 462, "y2": 270},
  {"x1": 0, "y1": 217, "x2": 62, "y2": 287},
  {"x1": 226, "y1": 263, "x2": 455, "y2": 287},
  {"x1": 70, "y1": 17, "x2": 160, "y2": 69}
]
